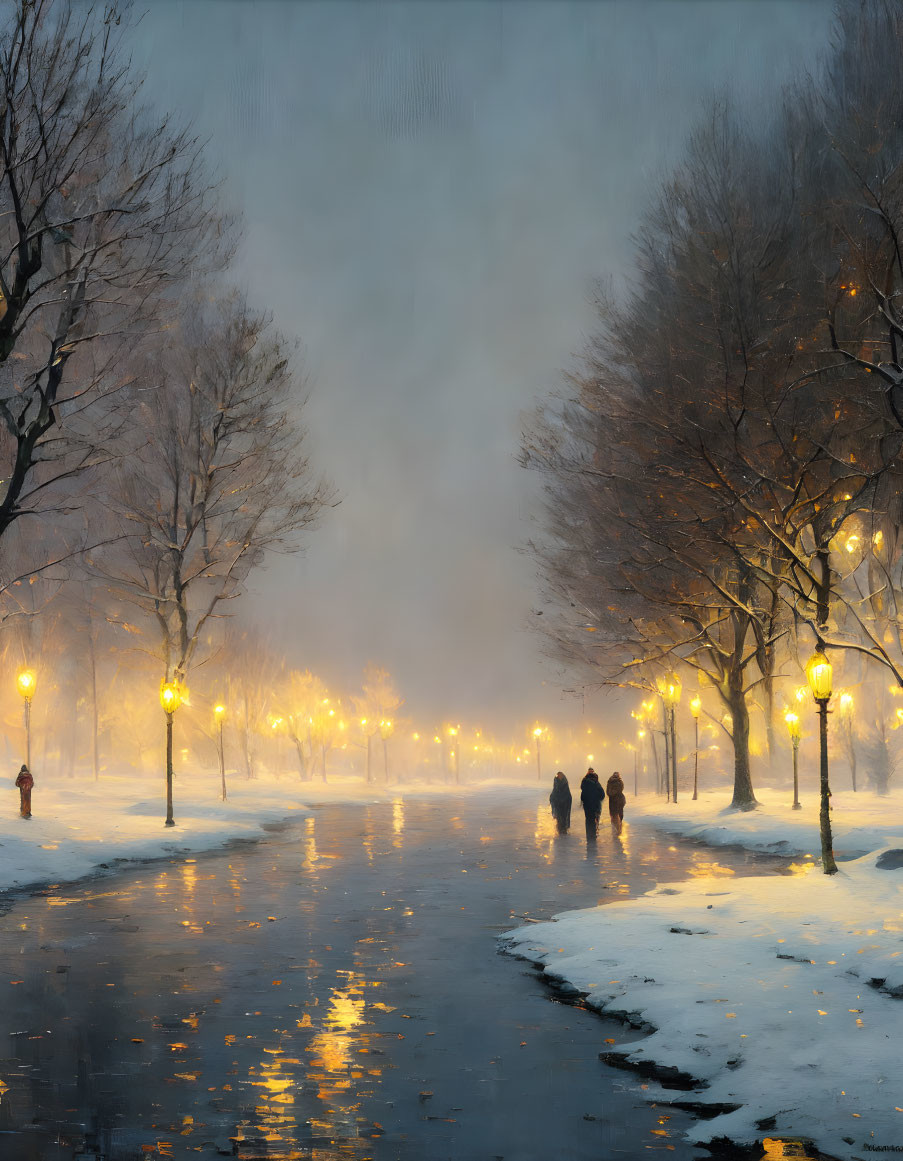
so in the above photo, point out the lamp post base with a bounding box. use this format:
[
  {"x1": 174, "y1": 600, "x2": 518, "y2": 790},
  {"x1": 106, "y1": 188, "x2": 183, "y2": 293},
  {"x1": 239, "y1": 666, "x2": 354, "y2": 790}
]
[{"x1": 165, "y1": 818, "x2": 175, "y2": 827}]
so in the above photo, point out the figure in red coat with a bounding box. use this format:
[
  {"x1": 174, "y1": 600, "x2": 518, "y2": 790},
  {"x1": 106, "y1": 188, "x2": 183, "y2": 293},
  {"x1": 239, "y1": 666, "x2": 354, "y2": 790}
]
[{"x1": 15, "y1": 764, "x2": 33, "y2": 819}]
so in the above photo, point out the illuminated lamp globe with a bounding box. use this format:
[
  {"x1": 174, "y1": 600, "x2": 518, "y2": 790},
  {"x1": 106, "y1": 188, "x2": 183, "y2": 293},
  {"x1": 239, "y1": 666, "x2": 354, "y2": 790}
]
[
  {"x1": 16, "y1": 668, "x2": 36, "y2": 701},
  {"x1": 805, "y1": 652, "x2": 833, "y2": 702},
  {"x1": 160, "y1": 681, "x2": 182, "y2": 715},
  {"x1": 665, "y1": 674, "x2": 682, "y2": 707},
  {"x1": 689, "y1": 695, "x2": 701, "y2": 719},
  {"x1": 784, "y1": 709, "x2": 800, "y2": 743}
]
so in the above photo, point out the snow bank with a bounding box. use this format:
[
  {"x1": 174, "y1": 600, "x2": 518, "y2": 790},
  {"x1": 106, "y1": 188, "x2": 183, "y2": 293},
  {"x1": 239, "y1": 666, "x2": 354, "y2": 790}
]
[
  {"x1": 505, "y1": 847, "x2": 903, "y2": 1161},
  {"x1": 0, "y1": 772, "x2": 535, "y2": 896},
  {"x1": 629, "y1": 785, "x2": 903, "y2": 859}
]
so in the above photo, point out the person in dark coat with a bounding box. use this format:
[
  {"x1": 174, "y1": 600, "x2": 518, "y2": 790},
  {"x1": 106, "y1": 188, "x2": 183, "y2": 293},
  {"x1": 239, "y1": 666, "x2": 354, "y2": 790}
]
[
  {"x1": 549, "y1": 772, "x2": 572, "y2": 834},
  {"x1": 606, "y1": 771, "x2": 626, "y2": 835},
  {"x1": 580, "y1": 768, "x2": 605, "y2": 840},
  {"x1": 15, "y1": 764, "x2": 33, "y2": 819}
]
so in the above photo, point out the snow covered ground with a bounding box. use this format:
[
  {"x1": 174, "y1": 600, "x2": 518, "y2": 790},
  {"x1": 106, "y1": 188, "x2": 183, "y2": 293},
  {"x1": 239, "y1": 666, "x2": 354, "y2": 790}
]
[
  {"x1": 628, "y1": 784, "x2": 903, "y2": 859},
  {"x1": 0, "y1": 771, "x2": 535, "y2": 896},
  {"x1": 506, "y1": 786, "x2": 903, "y2": 1161}
]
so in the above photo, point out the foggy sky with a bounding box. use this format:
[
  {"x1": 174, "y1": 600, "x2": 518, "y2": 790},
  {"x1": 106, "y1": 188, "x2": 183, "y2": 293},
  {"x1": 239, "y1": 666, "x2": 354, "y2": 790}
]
[{"x1": 132, "y1": 1, "x2": 833, "y2": 728}]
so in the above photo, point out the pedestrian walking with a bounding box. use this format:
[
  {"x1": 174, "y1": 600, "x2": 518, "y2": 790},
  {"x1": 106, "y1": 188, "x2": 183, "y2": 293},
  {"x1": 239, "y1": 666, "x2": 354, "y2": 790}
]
[
  {"x1": 606, "y1": 770, "x2": 626, "y2": 835},
  {"x1": 15, "y1": 764, "x2": 33, "y2": 819},
  {"x1": 580, "y1": 767, "x2": 605, "y2": 840},
  {"x1": 549, "y1": 771, "x2": 572, "y2": 834}
]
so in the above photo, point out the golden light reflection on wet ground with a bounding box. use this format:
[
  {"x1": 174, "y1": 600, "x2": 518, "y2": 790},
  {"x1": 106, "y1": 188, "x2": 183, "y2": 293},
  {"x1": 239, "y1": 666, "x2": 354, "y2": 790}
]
[
  {"x1": 0, "y1": 798, "x2": 798, "y2": 1161},
  {"x1": 760, "y1": 1137, "x2": 826, "y2": 1159},
  {"x1": 685, "y1": 858, "x2": 737, "y2": 878}
]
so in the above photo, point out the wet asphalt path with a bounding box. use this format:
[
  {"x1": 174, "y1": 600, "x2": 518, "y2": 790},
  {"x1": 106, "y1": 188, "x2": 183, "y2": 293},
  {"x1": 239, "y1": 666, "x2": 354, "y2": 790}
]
[{"x1": 0, "y1": 792, "x2": 790, "y2": 1160}]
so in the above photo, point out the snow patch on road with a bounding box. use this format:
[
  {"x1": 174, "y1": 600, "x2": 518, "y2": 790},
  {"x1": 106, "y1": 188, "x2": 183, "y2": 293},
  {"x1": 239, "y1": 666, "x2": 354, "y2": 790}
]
[
  {"x1": 506, "y1": 833, "x2": 903, "y2": 1161},
  {"x1": 630, "y1": 785, "x2": 903, "y2": 858}
]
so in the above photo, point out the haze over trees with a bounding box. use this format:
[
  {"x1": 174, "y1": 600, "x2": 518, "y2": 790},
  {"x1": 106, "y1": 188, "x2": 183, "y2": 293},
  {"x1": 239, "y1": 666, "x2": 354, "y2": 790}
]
[{"x1": 524, "y1": 0, "x2": 903, "y2": 810}]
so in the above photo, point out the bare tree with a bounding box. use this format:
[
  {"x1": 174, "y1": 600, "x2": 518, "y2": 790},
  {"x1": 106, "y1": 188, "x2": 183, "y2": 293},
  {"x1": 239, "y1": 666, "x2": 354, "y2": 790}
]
[
  {"x1": 96, "y1": 295, "x2": 332, "y2": 821},
  {"x1": 352, "y1": 664, "x2": 403, "y2": 783},
  {"x1": 0, "y1": 1, "x2": 222, "y2": 546}
]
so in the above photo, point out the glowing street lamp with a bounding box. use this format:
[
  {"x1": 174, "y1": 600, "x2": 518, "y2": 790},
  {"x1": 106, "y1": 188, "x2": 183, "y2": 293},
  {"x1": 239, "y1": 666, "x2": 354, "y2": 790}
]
[
  {"x1": 16, "y1": 668, "x2": 36, "y2": 769},
  {"x1": 533, "y1": 726, "x2": 544, "y2": 782},
  {"x1": 805, "y1": 650, "x2": 837, "y2": 874},
  {"x1": 690, "y1": 695, "x2": 701, "y2": 800},
  {"x1": 784, "y1": 709, "x2": 801, "y2": 811},
  {"x1": 160, "y1": 680, "x2": 183, "y2": 828},
  {"x1": 214, "y1": 703, "x2": 227, "y2": 801}
]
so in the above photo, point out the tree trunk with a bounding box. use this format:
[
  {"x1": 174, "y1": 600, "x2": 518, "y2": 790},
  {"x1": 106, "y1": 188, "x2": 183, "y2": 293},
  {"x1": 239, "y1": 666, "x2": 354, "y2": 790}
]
[
  {"x1": 727, "y1": 678, "x2": 757, "y2": 810},
  {"x1": 762, "y1": 672, "x2": 775, "y2": 768},
  {"x1": 670, "y1": 706, "x2": 678, "y2": 803},
  {"x1": 662, "y1": 725, "x2": 671, "y2": 800},
  {"x1": 241, "y1": 691, "x2": 254, "y2": 780},
  {"x1": 89, "y1": 634, "x2": 100, "y2": 781},
  {"x1": 219, "y1": 722, "x2": 227, "y2": 801},
  {"x1": 293, "y1": 735, "x2": 309, "y2": 780},
  {"x1": 649, "y1": 729, "x2": 662, "y2": 793}
]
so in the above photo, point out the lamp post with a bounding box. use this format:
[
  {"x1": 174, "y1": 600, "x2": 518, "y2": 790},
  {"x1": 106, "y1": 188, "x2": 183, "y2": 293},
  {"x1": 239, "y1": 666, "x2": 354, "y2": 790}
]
[
  {"x1": 784, "y1": 709, "x2": 801, "y2": 810},
  {"x1": 160, "y1": 680, "x2": 182, "y2": 828},
  {"x1": 533, "y1": 726, "x2": 543, "y2": 782},
  {"x1": 214, "y1": 704, "x2": 227, "y2": 801},
  {"x1": 690, "y1": 695, "x2": 701, "y2": 800},
  {"x1": 806, "y1": 649, "x2": 837, "y2": 874},
  {"x1": 16, "y1": 668, "x2": 36, "y2": 769}
]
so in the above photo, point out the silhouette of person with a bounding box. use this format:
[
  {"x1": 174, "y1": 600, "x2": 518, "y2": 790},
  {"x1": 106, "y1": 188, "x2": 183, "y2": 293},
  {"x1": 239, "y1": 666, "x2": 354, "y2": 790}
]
[
  {"x1": 606, "y1": 771, "x2": 626, "y2": 835},
  {"x1": 580, "y1": 768, "x2": 605, "y2": 840},
  {"x1": 549, "y1": 772, "x2": 572, "y2": 834},
  {"x1": 15, "y1": 764, "x2": 33, "y2": 819}
]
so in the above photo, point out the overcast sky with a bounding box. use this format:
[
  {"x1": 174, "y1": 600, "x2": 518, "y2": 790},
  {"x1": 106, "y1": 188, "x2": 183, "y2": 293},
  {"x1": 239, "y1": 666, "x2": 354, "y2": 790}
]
[{"x1": 132, "y1": 0, "x2": 833, "y2": 729}]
